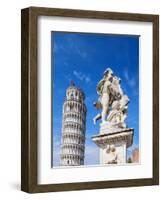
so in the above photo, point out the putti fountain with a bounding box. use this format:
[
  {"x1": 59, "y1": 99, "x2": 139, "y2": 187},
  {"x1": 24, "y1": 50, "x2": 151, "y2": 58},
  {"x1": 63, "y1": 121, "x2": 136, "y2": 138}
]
[{"x1": 92, "y1": 68, "x2": 134, "y2": 164}]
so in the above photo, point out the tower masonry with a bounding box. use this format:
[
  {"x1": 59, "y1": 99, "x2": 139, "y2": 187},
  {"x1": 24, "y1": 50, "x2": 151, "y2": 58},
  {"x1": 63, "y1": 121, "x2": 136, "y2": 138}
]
[{"x1": 60, "y1": 82, "x2": 87, "y2": 166}]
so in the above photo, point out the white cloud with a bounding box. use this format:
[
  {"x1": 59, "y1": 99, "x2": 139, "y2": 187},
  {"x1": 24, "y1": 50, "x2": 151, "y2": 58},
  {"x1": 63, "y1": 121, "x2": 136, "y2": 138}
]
[
  {"x1": 64, "y1": 74, "x2": 71, "y2": 82},
  {"x1": 124, "y1": 70, "x2": 129, "y2": 81},
  {"x1": 66, "y1": 35, "x2": 88, "y2": 59},
  {"x1": 85, "y1": 76, "x2": 91, "y2": 83},
  {"x1": 76, "y1": 47, "x2": 87, "y2": 59},
  {"x1": 73, "y1": 70, "x2": 91, "y2": 84},
  {"x1": 63, "y1": 61, "x2": 68, "y2": 67},
  {"x1": 124, "y1": 70, "x2": 136, "y2": 88}
]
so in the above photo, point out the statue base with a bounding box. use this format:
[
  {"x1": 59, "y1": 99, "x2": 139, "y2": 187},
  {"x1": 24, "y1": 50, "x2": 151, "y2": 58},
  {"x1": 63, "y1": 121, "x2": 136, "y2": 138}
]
[{"x1": 92, "y1": 124, "x2": 134, "y2": 165}]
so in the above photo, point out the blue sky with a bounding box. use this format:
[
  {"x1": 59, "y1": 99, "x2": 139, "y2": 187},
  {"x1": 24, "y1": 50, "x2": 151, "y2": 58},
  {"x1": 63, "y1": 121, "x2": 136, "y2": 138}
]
[{"x1": 52, "y1": 31, "x2": 139, "y2": 166}]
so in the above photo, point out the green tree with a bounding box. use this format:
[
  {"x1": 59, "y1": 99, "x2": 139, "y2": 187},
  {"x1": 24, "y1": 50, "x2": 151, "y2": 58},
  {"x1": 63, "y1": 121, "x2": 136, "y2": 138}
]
[{"x1": 127, "y1": 157, "x2": 132, "y2": 163}]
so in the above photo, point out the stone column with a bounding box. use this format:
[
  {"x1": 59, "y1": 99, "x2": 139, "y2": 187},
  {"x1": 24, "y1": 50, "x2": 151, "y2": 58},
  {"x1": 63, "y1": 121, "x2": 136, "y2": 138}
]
[{"x1": 92, "y1": 125, "x2": 134, "y2": 165}]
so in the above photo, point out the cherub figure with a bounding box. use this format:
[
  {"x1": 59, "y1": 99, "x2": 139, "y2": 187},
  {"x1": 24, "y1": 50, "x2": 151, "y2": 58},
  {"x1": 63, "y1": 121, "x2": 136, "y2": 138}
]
[
  {"x1": 105, "y1": 144, "x2": 118, "y2": 164},
  {"x1": 93, "y1": 68, "x2": 124, "y2": 124},
  {"x1": 107, "y1": 95, "x2": 129, "y2": 128},
  {"x1": 93, "y1": 68, "x2": 113, "y2": 124}
]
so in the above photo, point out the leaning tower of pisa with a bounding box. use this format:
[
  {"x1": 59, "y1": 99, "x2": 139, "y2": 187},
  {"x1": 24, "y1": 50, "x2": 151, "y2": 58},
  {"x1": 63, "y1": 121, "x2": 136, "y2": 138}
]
[{"x1": 60, "y1": 82, "x2": 87, "y2": 166}]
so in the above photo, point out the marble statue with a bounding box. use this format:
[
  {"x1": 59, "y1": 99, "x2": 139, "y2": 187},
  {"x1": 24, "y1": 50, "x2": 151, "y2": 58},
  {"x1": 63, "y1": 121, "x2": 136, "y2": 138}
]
[
  {"x1": 92, "y1": 68, "x2": 134, "y2": 165},
  {"x1": 93, "y1": 68, "x2": 129, "y2": 129},
  {"x1": 107, "y1": 95, "x2": 129, "y2": 128}
]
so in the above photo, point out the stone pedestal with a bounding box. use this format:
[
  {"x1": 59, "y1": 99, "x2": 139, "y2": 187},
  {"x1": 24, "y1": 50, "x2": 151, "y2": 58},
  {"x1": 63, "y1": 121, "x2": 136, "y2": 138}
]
[{"x1": 92, "y1": 123, "x2": 134, "y2": 165}]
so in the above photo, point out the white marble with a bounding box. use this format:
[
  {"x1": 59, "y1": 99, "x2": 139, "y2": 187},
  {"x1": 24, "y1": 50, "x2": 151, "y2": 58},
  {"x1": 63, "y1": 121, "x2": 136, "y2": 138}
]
[
  {"x1": 60, "y1": 82, "x2": 86, "y2": 166},
  {"x1": 93, "y1": 68, "x2": 129, "y2": 129},
  {"x1": 92, "y1": 128, "x2": 133, "y2": 164},
  {"x1": 92, "y1": 68, "x2": 134, "y2": 165}
]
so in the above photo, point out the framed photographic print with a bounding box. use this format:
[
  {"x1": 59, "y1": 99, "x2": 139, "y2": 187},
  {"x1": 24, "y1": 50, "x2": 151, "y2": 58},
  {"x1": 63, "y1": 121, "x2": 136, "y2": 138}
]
[{"x1": 21, "y1": 7, "x2": 159, "y2": 193}]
